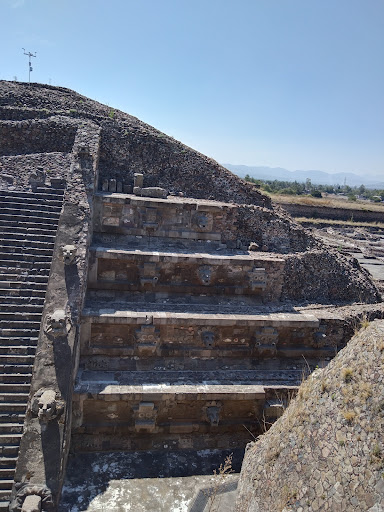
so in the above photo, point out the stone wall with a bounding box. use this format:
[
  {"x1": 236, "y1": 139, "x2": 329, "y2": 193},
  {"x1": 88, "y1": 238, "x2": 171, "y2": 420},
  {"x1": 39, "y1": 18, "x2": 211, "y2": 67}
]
[
  {"x1": 88, "y1": 252, "x2": 285, "y2": 302},
  {"x1": 235, "y1": 320, "x2": 384, "y2": 512},
  {"x1": 71, "y1": 383, "x2": 267, "y2": 452},
  {"x1": 281, "y1": 249, "x2": 381, "y2": 303},
  {"x1": 0, "y1": 152, "x2": 71, "y2": 191},
  {"x1": 93, "y1": 194, "x2": 313, "y2": 254},
  {"x1": 0, "y1": 118, "x2": 77, "y2": 156},
  {"x1": 79, "y1": 311, "x2": 323, "y2": 369},
  {"x1": 281, "y1": 202, "x2": 384, "y2": 223}
]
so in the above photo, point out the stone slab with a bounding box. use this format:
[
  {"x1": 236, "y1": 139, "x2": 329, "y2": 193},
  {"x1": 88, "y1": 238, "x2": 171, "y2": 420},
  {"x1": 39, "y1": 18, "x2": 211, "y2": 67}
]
[
  {"x1": 82, "y1": 308, "x2": 320, "y2": 327},
  {"x1": 74, "y1": 382, "x2": 266, "y2": 400}
]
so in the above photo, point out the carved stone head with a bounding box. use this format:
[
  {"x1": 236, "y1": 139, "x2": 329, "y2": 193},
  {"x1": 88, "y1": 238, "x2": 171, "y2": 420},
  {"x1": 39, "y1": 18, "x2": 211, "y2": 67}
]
[
  {"x1": 38, "y1": 390, "x2": 56, "y2": 422},
  {"x1": 9, "y1": 483, "x2": 53, "y2": 512},
  {"x1": 61, "y1": 244, "x2": 77, "y2": 265},
  {"x1": 31, "y1": 388, "x2": 64, "y2": 423},
  {"x1": 201, "y1": 330, "x2": 215, "y2": 348},
  {"x1": 198, "y1": 265, "x2": 212, "y2": 285},
  {"x1": 45, "y1": 309, "x2": 71, "y2": 338},
  {"x1": 205, "y1": 401, "x2": 222, "y2": 427},
  {"x1": 193, "y1": 212, "x2": 211, "y2": 230},
  {"x1": 77, "y1": 144, "x2": 90, "y2": 158}
]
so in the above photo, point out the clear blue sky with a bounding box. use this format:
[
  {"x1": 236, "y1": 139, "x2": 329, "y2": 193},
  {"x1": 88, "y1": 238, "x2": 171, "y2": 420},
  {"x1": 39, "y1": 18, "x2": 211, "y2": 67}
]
[{"x1": 1, "y1": 0, "x2": 383, "y2": 176}]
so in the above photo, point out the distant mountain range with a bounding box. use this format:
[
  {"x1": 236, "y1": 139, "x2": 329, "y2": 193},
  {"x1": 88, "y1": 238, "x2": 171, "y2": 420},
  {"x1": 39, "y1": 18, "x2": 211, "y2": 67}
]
[{"x1": 223, "y1": 164, "x2": 384, "y2": 189}]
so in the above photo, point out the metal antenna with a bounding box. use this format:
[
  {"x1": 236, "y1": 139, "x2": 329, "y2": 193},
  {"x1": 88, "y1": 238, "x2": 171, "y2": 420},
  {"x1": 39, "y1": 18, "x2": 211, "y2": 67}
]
[{"x1": 22, "y1": 48, "x2": 37, "y2": 84}]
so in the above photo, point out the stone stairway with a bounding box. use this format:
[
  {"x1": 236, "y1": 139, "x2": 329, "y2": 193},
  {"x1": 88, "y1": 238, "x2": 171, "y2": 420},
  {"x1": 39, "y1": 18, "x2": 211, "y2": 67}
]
[
  {"x1": 0, "y1": 187, "x2": 64, "y2": 510},
  {"x1": 72, "y1": 192, "x2": 334, "y2": 455}
]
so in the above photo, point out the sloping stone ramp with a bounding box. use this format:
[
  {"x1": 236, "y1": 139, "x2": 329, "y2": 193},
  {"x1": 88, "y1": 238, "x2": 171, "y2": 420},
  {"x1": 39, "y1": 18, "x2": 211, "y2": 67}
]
[{"x1": 0, "y1": 187, "x2": 64, "y2": 510}]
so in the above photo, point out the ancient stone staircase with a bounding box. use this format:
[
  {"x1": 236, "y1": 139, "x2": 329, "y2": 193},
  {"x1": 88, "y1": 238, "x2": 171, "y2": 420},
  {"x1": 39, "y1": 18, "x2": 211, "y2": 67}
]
[
  {"x1": 0, "y1": 187, "x2": 64, "y2": 510},
  {"x1": 71, "y1": 192, "x2": 335, "y2": 455}
]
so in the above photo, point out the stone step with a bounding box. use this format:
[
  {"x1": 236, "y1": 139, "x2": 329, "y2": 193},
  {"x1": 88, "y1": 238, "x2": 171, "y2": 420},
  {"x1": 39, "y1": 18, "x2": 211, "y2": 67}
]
[
  {"x1": 0, "y1": 500, "x2": 11, "y2": 510},
  {"x1": 0, "y1": 238, "x2": 55, "y2": 250},
  {"x1": 0, "y1": 444, "x2": 19, "y2": 458},
  {"x1": 33, "y1": 186, "x2": 65, "y2": 197},
  {"x1": 0, "y1": 391, "x2": 29, "y2": 403},
  {"x1": 0, "y1": 403, "x2": 28, "y2": 413},
  {"x1": 0, "y1": 263, "x2": 49, "y2": 273},
  {"x1": 0, "y1": 412, "x2": 25, "y2": 423},
  {"x1": 0, "y1": 312, "x2": 42, "y2": 322},
  {"x1": 0, "y1": 365, "x2": 33, "y2": 375},
  {"x1": 0, "y1": 416, "x2": 25, "y2": 431},
  {"x1": 0, "y1": 218, "x2": 58, "y2": 231},
  {"x1": 0, "y1": 297, "x2": 45, "y2": 308},
  {"x1": 0, "y1": 353, "x2": 35, "y2": 365},
  {"x1": 0, "y1": 328, "x2": 39, "y2": 338},
  {"x1": 0, "y1": 469, "x2": 15, "y2": 480},
  {"x1": 0, "y1": 462, "x2": 17, "y2": 479},
  {"x1": 0, "y1": 189, "x2": 64, "y2": 203},
  {"x1": 0, "y1": 480, "x2": 14, "y2": 491},
  {"x1": 0, "y1": 226, "x2": 57, "y2": 239},
  {"x1": 0, "y1": 304, "x2": 44, "y2": 314},
  {"x1": 0, "y1": 272, "x2": 48, "y2": 283},
  {"x1": 0, "y1": 457, "x2": 17, "y2": 469},
  {"x1": 0, "y1": 200, "x2": 62, "y2": 214},
  {"x1": 88, "y1": 246, "x2": 283, "y2": 299},
  {"x1": 0, "y1": 433, "x2": 23, "y2": 445},
  {"x1": 1, "y1": 242, "x2": 54, "y2": 257},
  {"x1": 0, "y1": 383, "x2": 30, "y2": 394},
  {"x1": 0, "y1": 283, "x2": 48, "y2": 293},
  {"x1": 0, "y1": 336, "x2": 38, "y2": 346},
  {"x1": 0, "y1": 260, "x2": 51, "y2": 271},
  {"x1": 0, "y1": 251, "x2": 53, "y2": 263},
  {"x1": 0, "y1": 346, "x2": 36, "y2": 356},
  {"x1": 0, "y1": 286, "x2": 46, "y2": 296},
  {"x1": 0, "y1": 207, "x2": 61, "y2": 221},
  {"x1": 0, "y1": 374, "x2": 32, "y2": 384},
  {"x1": 0, "y1": 211, "x2": 59, "y2": 225},
  {"x1": 0, "y1": 424, "x2": 23, "y2": 434}
]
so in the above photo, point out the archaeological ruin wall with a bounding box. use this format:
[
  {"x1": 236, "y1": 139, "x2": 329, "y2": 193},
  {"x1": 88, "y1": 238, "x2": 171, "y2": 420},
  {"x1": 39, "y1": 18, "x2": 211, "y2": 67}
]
[{"x1": 0, "y1": 81, "x2": 382, "y2": 512}]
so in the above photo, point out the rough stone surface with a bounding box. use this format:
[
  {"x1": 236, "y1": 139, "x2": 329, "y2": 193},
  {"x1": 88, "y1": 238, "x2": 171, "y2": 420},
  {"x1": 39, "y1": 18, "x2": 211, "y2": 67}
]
[
  {"x1": 59, "y1": 449, "x2": 241, "y2": 512},
  {"x1": 235, "y1": 320, "x2": 384, "y2": 512}
]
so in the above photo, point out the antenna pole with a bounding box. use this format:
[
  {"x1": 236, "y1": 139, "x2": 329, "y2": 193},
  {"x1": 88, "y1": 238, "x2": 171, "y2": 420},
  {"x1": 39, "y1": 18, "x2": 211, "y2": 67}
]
[{"x1": 22, "y1": 48, "x2": 37, "y2": 84}]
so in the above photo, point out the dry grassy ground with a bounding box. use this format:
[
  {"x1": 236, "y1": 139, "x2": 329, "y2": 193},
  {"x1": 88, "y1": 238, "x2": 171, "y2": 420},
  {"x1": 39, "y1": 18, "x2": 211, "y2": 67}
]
[{"x1": 270, "y1": 193, "x2": 384, "y2": 212}]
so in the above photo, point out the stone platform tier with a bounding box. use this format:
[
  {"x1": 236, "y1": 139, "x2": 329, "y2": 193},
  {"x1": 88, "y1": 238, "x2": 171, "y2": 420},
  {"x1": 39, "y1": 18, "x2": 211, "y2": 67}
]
[
  {"x1": 80, "y1": 307, "x2": 333, "y2": 367},
  {"x1": 0, "y1": 187, "x2": 64, "y2": 510},
  {"x1": 88, "y1": 245, "x2": 285, "y2": 301},
  {"x1": 93, "y1": 193, "x2": 236, "y2": 242},
  {"x1": 72, "y1": 377, "x2": 295, "y2": 453}
]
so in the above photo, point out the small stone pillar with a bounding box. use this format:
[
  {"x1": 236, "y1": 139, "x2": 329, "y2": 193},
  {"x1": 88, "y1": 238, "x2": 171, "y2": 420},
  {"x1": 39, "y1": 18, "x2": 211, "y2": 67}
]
[{"x1": 134, "y1": 173, "x2": 144, "y2": 188}]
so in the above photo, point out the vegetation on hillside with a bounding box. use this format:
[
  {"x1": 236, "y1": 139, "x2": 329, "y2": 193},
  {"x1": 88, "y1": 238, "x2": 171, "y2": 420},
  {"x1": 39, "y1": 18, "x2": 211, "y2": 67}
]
[{"x1": 244, "y1": 175, "x2": 384, "y2": 203}]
